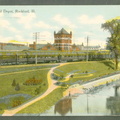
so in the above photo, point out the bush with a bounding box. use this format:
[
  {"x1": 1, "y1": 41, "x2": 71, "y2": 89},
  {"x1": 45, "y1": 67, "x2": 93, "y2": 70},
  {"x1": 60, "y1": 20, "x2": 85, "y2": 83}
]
[
  {"x1": 11, "y1": 97, "x2": 25, "y2": 108},
  {"x1": 23, "y1": 77, "x2": 42, "y2": 86},
  {"x1": 15, "y1": 83, "x2": 20, "y2": 91},
  {"x1": 12, "y1": 79, "x2": 16, "y2": 87},
  {"x1": 34, "y1": 87, "x2": 41, "y2": 95}
]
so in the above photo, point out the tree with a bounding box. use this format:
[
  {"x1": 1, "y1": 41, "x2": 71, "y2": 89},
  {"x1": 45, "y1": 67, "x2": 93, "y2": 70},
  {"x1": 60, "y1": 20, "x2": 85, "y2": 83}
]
[
  {"x1": 15, "y1": 83, "x2": 20, "y2": 91},
  {"x1": 12, "y1": 79, "x2": 16, "y2": 86},
  {"x1": 102, "y1": 16, "x2": 120, "y2": 70},
  {"x1": 34, "y1": 87, "x2": 40, "y2": 95}
]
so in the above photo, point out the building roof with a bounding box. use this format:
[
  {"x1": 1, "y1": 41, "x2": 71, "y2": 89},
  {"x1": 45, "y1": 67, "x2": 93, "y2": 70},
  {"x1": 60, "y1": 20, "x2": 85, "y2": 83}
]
[
  {"x1": 57, "y1": 28, "x2": 69, "y2": 34},
  {"x1": 84, "y1": 45, "x2": 100, "y2": 48}
]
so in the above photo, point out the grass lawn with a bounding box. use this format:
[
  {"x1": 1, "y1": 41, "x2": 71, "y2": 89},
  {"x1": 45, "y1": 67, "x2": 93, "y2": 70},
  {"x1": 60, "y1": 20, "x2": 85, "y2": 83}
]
[
  {"x1": 0, "y1": 64, "x2": 56, "y2": 74},
  {"x1": 0, "y1": 60, "x2": 118, "y2": 115},
  {"x1": 54, "y1": 60, "x2": 117, "y2": 84},
  {"x1": 17, "y1": 88, "x2": 65, "y2": 114},
  {"x1": 0, "y1": 65, "x2": 50, "y2": 113},
  {"x1": 0, "y1": 69, "x2": 49, "y2": 97}
]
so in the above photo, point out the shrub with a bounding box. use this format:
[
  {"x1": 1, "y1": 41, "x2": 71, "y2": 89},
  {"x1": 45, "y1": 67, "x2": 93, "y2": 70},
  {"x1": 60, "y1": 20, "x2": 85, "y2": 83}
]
[
  {"x1": 15, "y1": 83, "x2": 20, "y2": 91},
  {"x1": 11, "y1": 97, "x2": 25, "y2": 108},
  {"x1": 23, "y1": 77, "x2": 42, "y2": 86},
  {"x1": 12, "y1": 79, "x2": 16, "y2": 87},
  {"x1": 34, "y1": 87, "x2": 41, "y2": 95}
]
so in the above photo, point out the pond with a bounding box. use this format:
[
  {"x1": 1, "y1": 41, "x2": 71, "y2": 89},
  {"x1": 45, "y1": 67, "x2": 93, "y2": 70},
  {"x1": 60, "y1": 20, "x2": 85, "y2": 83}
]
[{"x1": 40, "y1": 80, "x2": 120, "y2": 116}]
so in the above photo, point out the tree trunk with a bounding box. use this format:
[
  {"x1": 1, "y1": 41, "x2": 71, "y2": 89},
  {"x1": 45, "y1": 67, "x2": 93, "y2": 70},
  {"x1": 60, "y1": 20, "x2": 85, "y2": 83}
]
[{"x1": 115, "y1": 53, "x2": 118, "y2": 70}]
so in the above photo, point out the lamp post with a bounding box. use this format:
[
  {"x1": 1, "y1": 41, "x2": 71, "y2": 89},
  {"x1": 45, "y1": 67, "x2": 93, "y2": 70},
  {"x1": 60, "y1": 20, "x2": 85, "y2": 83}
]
[{"x1": 33, "y1": 32, "x2": 40, "y2": 65}]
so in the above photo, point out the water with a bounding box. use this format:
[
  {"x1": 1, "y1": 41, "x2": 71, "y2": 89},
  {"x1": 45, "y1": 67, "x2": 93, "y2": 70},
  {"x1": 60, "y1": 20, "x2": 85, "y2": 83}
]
[{"x1": 40, "y1": 81, "x2": 120, "y2": 116}]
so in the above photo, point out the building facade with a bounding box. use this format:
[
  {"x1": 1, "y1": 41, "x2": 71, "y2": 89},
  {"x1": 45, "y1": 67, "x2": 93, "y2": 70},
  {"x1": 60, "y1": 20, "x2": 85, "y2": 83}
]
[
  {"x1": 82, "y1": 45, "x2": 101, "y2": 51},
  {"x1": 54, "y1": 28, "x2": 72, "y2": 51}
]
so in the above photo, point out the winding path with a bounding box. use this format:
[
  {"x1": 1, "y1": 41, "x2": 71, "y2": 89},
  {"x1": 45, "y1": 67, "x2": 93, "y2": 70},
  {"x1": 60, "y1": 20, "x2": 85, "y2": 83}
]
[
  {"x1": 2, "y1": 61, "x2": 120, "y2": 116},
  {"x1": 2, "y1": 63, "x2": 67, "y2": 116}
]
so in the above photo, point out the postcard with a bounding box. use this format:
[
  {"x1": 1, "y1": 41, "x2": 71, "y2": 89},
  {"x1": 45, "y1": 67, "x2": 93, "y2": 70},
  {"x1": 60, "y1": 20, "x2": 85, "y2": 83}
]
[{"x1": 0, "y1": 5, "x2": 120, "y2": 116}]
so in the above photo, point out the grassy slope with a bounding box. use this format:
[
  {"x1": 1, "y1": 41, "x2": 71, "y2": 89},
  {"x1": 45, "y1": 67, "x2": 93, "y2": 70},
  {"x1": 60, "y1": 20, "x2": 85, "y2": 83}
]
[
  {"x1": 0, "y1": 69, "x2": 49, "y2": 97},
  {"x1": 17, "y1": 88, "x2": 64, "y2": 114},
  {"x1": 17, "y1": 60, "x2": 117, "y2": 115},
  {"x1": 0, "y1": 66, "x2": 49, "y2": 114},
  {"x1": 0, "y1": 65, "x2": 52, "y2": 113},
  {"x1": 54, "y1": 61, "x2": 116, "y2": 83},
  {"x1": 0, "y1": 64, "x2": 53, "y2": 74},
  {"x1": 0, "y1": 60, "x2": 118, "y2": 115}
]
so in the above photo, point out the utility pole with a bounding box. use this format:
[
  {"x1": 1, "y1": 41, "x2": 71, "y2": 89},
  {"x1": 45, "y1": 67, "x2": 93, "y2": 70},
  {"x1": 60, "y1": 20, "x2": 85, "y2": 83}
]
[
  {"x1": 33, "y1": 32, "x2": 40, "y2": 65},
  {"x1": 86, "y1": 36, "x2": 89, "y2": 62}
]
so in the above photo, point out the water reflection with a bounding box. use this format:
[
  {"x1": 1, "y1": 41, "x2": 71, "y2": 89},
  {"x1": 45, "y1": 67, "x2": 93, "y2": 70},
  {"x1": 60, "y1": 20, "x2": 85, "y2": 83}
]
[
  {"x1": 54, "y1": 96, "x2": 72, "y2": 116},
  {"x1": 106, "y1": 85, "x2": 120, "y2": 115},
  {"x1": 42, "y1": 80, "x2": 120, "y2": 116}
]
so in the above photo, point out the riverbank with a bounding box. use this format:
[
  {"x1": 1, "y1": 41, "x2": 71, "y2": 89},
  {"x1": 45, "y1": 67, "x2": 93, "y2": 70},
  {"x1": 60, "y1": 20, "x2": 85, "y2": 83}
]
[
  {"x1": 63, "y1": 72, "x2": 120, "y2": 96},
  {"x1": 1, "y1": 60, "x2": 120, "y2": 116}
]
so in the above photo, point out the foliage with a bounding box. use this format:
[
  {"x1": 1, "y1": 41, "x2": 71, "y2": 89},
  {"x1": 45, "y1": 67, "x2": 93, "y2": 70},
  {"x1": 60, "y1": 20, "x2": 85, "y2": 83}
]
[
  {"x1": 53, "y1": 61, "x2": 116, "y2": 84},
  {"x1": 11, "y1": 96, "x2": 25, "y2": 108},
  {"x1": 23, "y1": 76, "x2": 42, "y2": 85},
  {"x1": 102, "y1": 16, "x2": 120, "y2": 69},
  {"x1": 12, "y1": 79, "x2": 16, "y2": 86},
  {"x1": 15, "y1": 83, "x2": 20, "y2": 91},
  {"x1": 18, "y1": 88, "x2": 65, "y2": 114},
  {"x1": 34, "y1": 86, "x2": 41, "y2": 95}
]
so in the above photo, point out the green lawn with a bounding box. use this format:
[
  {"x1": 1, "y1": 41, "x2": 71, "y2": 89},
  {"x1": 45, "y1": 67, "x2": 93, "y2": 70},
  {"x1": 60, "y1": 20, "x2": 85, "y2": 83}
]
[
  {"x1": 54, "y1": 60, "x2": 117, "y2": 84},
  {"x1": 0, "y1": 66, "x2": 50, "y2": 113},
  {"x1": 0, "y1": 69, "x2": 49, "y2": 97},
  {"x1": 0, "y1": 64, "x2": 54, "y2": 74},
  {"x1": 17, "y1": 88, "x2": 65, "y2": 114},
  {"x1": 0, "y1": 60, "x2": 118, "y2": 115}
]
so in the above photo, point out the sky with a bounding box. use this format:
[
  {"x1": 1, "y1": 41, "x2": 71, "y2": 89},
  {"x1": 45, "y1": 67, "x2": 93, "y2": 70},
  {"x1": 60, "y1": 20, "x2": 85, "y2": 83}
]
[{"x1": 0, "y1": 5, "x2": 120, "y2": 48}]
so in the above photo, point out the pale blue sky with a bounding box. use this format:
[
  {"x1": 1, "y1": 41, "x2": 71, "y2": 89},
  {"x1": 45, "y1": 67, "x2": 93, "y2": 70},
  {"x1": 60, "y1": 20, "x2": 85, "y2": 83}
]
[{"x1": 0, "y1": 5, "x2": 120, "y2": 47}]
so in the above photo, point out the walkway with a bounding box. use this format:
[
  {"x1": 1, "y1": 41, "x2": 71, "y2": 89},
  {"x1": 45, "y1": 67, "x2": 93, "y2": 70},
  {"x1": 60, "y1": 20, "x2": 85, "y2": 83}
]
[
  {"x1": 2, "y1": 63, "x2": 67, "y2": 116},
  {"x1": 2, "y1": 61, "x2": 120, "y2": 116}
]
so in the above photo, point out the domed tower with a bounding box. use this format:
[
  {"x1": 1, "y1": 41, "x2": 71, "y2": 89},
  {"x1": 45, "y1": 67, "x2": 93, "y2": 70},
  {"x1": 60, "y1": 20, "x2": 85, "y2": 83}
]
[{"x1": 54, "y1": 28, "x2": 72, "y2": 51}]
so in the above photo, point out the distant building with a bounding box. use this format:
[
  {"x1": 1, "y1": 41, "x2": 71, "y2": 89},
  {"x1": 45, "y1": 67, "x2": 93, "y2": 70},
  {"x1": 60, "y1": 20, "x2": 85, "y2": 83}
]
[
  {"x1": 71, "y1": 44, "x2": 83, "y2": 51},
  {"x1": 82, "y1": 45, "x2": 101, "y2": 51},
  {"x1": 54, "y1": 28, "x2": 72, "y2": 51},
  {"x1": 40, "y1": 43, "x2": 57, "y2": 51},
  {"x1": 29, "y1": 42, "x2": 57, "y2": 50},
  {"x1": 29, "y1": 42, "x2": 36, "y2": 50},
  {"x1": 0, "y1": 42, "x2": 29, "y2": 50},
  {"x1": 0, "y1": 28, "x2": 101, "y2": 51}
]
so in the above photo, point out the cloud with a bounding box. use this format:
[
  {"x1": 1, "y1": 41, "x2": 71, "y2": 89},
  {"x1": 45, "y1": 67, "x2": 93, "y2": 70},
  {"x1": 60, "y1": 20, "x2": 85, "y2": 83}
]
[
  {"x1": 78, "y1": 15, "x2": 105, "y2": 24},
  {"x1": 88, "y1": 39, "x2": 106, "y2": 48},
  {"x1": 73, "y1": 37, "x2": 106, "y2": 48},
  {"x1": 83, "y1": 31, "x2": 95, "y2": 36},
  {"x1": 0, "y1": 12, "x2": 4, "y2": 17},
  {"x1": 35, "y1": 21, "x2": 58, "y2": 29},
  {"x1": 0, "y1": 35, "x2": 13, "y2": 43},
  {"x1": 53, "y1": 14, "x2": 76, "y2": 28},
  {"x1": 0, "y1": 19, "x2": 20, "y2": 33},
  {"x1": 0, "y1": 19, "x2": 10, "y2": 27},
  {"x1": 12, "y1": 13, "x2": 36, "y2": 29},
  {"x1": 73, "y1": 37, "x2": 85, "y2": 45},
  {"x1": 14, "y1": 35, "x2": 25, "y2": 41},
  {"x1": 39, "y1": 31, "x2": 53, "y2": 43}
]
